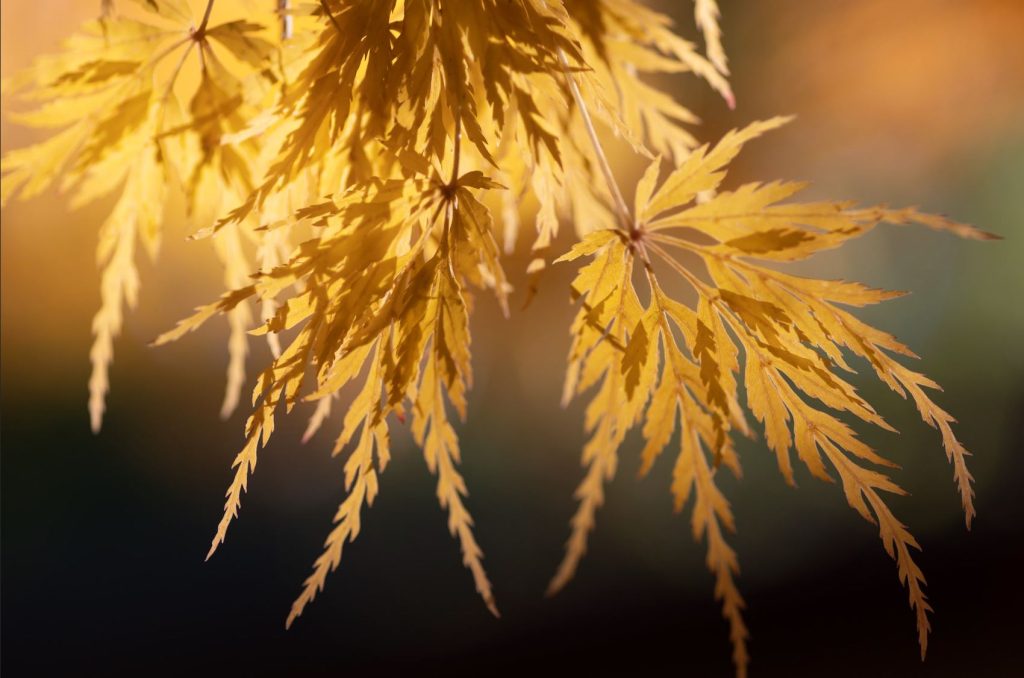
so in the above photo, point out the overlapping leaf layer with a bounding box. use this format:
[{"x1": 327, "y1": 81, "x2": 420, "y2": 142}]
[{"x1": 2, "y1": 2, "x2": 989, "y2": 674}]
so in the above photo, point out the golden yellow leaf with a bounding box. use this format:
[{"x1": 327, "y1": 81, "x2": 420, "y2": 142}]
[{"x1": 2, "y1": 3, "x2": 991, "y2": 673}]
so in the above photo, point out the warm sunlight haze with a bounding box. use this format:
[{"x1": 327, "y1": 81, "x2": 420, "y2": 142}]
[{"x1": 2, "y1": 1, "x2": 1021, "y2": 676}]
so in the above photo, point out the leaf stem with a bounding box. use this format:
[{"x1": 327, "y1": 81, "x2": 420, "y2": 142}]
[
  {"x1": 161, "y1": 40, "x2": 195, "y2": 104},
  {"x1": 646, "y1": 240, "x2": 711, "y2": 294},
  {"x1": 278, "y1": 0, "x2": 293, "y2": 40},
  {"x1": 450, "y1": 103, "x2": 463, "y2": 188},
  {"x1": 198, "y1": 0, "x2": 215, "y2": 34},
  {"x1": 319, "y1": 0, "x2": 344, "y2": 35},
  {"x1": 557, "y1": 50, "x2": 633, "y2": 235}
]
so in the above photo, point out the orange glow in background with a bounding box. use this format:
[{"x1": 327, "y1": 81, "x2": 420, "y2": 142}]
[{"x1": 2, "y1": 2, "x2": 1023, "y2": 675}]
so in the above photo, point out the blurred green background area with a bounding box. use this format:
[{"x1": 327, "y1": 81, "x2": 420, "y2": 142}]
[{"x1": 2, "y1": 0, "x2": 1023, "y2": 675}]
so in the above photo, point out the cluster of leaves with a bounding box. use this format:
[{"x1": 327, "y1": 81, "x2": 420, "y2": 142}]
[
  {"x1": 2, "y1": 1, "x2": 992, "y2": 675},
  {"x1": 550, "y1": 119, "x2": 989, "y2": 673}
]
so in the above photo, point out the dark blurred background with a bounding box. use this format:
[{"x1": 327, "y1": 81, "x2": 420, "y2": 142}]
[{"x1": 3, "y1": 0, "x2": 1023, "y2": 675}]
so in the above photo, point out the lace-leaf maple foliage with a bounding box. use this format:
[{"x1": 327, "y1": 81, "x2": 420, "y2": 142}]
[{"x1": 1, "y1": 1, "x2": 994, "y2": 675}]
